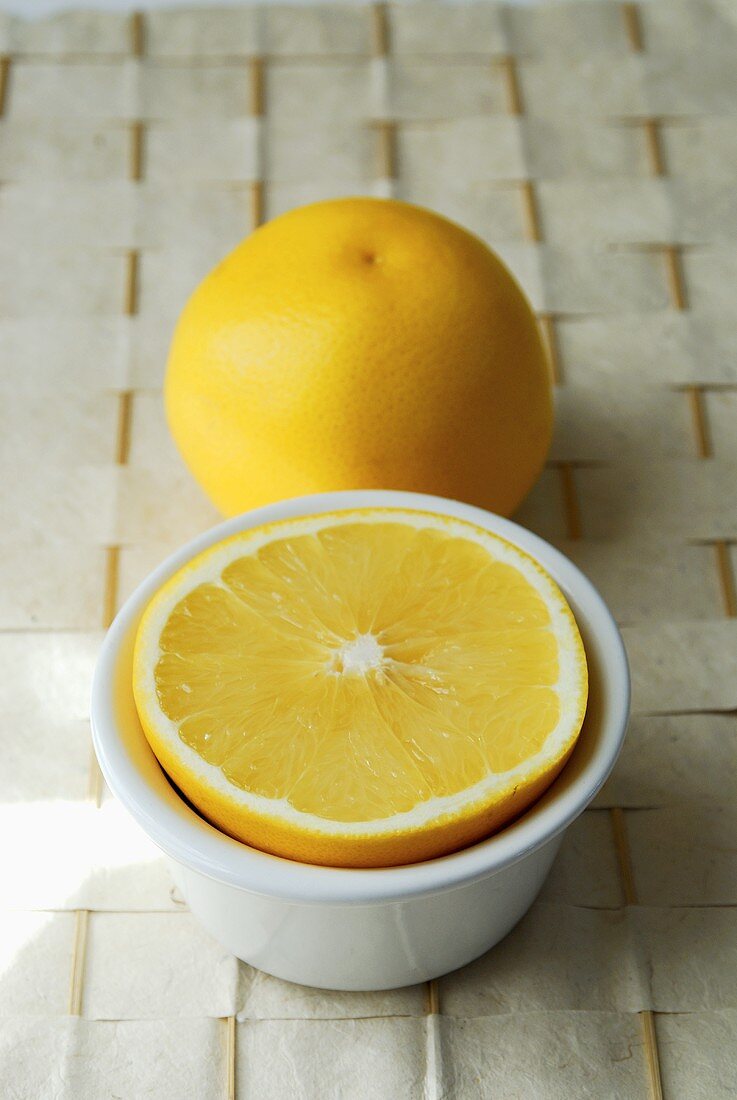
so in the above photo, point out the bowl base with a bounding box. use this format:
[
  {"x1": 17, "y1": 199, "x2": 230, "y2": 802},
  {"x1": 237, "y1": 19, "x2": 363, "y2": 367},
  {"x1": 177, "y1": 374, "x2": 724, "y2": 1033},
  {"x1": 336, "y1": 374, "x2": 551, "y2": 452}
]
[{"x1": 168, "y1": 835, "x2": 561, "y2": 991}]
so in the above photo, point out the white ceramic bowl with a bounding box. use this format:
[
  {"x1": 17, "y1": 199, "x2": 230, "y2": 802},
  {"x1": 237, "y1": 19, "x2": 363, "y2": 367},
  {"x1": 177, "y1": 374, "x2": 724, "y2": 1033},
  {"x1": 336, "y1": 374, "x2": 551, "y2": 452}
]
[{"x1": 91, "y1": 489, "x2": 629, "y2": 991}]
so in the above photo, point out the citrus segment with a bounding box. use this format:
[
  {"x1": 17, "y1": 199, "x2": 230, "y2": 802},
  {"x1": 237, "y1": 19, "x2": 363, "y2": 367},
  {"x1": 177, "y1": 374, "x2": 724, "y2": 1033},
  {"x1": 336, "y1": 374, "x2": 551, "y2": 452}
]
[{"x1": 133, "y1": 510, "x2": 588, "y2": 867}]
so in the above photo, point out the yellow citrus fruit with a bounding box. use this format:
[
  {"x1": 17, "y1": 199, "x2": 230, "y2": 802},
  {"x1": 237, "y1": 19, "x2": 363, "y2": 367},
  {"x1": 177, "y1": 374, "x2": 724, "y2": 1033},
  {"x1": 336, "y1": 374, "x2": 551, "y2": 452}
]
[
  {"x1": 165, "y1": 198, "x2": 552, "y2": 517},
  {"x1": 133, "y1": 509, "x2": 587, "y2": 867}
]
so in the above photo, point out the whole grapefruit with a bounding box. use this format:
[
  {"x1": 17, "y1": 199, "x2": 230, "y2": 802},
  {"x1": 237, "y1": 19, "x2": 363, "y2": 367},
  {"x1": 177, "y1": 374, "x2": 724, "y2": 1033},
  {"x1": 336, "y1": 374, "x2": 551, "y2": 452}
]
[{"x1": 165, "y1": 198, "x2": 552, "y2": 515}]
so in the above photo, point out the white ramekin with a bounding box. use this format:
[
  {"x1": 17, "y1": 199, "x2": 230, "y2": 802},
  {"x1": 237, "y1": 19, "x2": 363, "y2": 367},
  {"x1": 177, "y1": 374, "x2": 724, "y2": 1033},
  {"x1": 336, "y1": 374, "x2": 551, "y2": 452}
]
[{"x1": 91, "y1": 489, "x2": 629, "y2": 991}]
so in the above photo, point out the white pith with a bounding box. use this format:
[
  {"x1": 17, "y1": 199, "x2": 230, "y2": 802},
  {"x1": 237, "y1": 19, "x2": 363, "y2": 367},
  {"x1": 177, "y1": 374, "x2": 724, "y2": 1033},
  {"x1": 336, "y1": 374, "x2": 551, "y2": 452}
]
[
  {"x1": 329, "y1": 633, "x2": 384, "y2": 675},
  {"x1": 135, "y1": 508, "x2": 587, "y2": 837}
]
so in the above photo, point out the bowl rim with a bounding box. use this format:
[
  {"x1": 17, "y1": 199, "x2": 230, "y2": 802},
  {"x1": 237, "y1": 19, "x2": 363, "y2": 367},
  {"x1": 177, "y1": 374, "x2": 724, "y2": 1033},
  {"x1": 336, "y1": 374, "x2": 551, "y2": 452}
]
[{"x1": 91, "y1": 489, "x2": 630, "y2": 906}]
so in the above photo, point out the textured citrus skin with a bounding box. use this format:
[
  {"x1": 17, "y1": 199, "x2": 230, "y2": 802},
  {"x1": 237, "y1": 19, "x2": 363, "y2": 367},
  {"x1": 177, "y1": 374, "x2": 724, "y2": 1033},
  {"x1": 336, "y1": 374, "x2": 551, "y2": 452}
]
[{"x1": 165, "y1": 198, "x2": 553, "y2": 516}]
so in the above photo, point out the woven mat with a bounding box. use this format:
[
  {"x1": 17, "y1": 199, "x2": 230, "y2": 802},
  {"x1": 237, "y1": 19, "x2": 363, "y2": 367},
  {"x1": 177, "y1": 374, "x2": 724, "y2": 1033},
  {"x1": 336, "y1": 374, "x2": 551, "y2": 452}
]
[{"x1": 2, "y1": 2, "x2": 737, "y2": 1097}]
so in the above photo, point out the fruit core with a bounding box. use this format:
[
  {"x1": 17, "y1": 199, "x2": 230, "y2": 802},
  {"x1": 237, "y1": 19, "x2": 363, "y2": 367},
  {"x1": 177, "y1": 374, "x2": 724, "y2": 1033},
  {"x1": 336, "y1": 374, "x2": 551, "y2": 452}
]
[{"x1": 329, "y1": 632, "x2": 384, "y2": 676}]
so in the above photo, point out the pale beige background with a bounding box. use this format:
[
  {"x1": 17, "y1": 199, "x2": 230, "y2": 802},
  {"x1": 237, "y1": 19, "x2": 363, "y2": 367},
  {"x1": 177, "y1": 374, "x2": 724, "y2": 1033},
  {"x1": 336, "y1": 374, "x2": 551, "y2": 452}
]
[{"x1": 1, "y1": 2, "x2": 736, "y2": 1097}]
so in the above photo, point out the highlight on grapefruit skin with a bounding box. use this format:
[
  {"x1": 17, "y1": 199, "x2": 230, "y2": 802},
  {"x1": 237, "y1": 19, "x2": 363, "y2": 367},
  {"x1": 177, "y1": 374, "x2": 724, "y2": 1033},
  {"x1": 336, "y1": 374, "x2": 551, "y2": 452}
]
[{"x1": 132, "y1": 508, "x2": 588, "y2": 868}]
